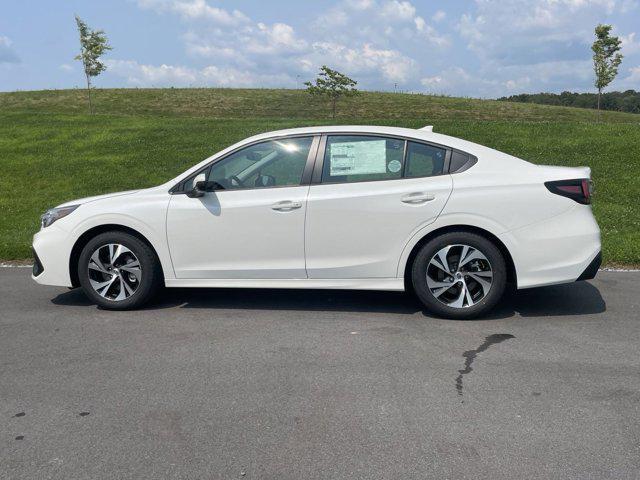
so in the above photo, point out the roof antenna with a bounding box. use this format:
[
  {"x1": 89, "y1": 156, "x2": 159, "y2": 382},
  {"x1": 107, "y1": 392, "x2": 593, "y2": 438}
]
[{"x1": 419, "y1": 125, "x2": 434, "y2": 132}]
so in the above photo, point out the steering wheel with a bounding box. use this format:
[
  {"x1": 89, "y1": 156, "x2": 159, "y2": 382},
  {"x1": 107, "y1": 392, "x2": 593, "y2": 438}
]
[{"x1": 228, "y1": 175, "x2": 246, "y2": 188}]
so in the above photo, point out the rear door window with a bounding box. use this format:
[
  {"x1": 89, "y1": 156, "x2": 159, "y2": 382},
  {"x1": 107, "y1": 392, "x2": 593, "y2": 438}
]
[
  {"x1": 321, "y1": 135, "x2": 405, "y2": 184},
  {"x1": 404, "y1": 141, "x2": 446, "y2": 178}
]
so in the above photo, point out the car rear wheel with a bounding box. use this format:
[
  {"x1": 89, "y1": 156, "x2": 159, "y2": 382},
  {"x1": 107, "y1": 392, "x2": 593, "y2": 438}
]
[
  {"x1": 78, "y1": 231, "x2": 162, "y2": 310},
  {"x1": 411, "y1": 232, "x2": 507, "y2": 319}
]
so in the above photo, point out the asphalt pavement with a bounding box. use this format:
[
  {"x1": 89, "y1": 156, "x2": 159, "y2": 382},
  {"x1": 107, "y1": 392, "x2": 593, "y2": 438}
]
[{"x1": 1, "y1": 268, "x2": 639, "y2": 479}]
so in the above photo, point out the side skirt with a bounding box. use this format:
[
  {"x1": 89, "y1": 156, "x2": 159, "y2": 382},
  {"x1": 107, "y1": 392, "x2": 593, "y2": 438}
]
[{"x1": 165, "y1": 278, "x2": 405, "y2": 291}]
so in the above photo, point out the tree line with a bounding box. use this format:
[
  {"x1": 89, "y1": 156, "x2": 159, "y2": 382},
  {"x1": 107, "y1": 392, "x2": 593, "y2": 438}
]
[{"x1": 497, "y1": 90, "x2": 640, "y2": 114}]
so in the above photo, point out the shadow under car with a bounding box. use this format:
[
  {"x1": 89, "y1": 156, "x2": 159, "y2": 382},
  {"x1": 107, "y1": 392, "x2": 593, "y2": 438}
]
[{"x1": 51, "y1": 280, "x2": 606, "y2": 319}]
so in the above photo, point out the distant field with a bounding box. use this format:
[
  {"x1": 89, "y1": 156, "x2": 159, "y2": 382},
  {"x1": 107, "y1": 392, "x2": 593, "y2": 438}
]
[{"x1": 0, "y1": 88, "x2": 638, "y2": 266}]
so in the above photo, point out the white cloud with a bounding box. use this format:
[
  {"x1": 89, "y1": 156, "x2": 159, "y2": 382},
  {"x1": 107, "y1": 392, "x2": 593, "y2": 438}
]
[
  {"x1": 420, "y1": 75, "x2": 442, "y2": 88},
  {"x1": 136, "y1": 0, "x2": 249, "y2": 25},
  {"x1": 420, "y1": 60, "x2": 595, "y2": 97},
  {"x1": 313, "y1": 0, "x2": 450, "y2": 49},
  {"x1": 59, "y1": 64, "x2": 74, "y2": 72},
  {"x1": 619, "y1": 0, "x2": 640, "y2": 12},
  {"x1": 246, "y1": 23, "x2": 308, "y2": 54},
  {"x1": 611, "y1": 65, "x2": 640, "y2": 89},
  {"x1": 314, "y1": 8, "x2": 350, "y2": 29},
  {"x1": 421, "y1": 66, "x2": 513, "y2": 97},
  {"x1": 626, "y1": 65, "x2": 640, "y2": 81},
  {"x1": 502, "y1": 60, "x2": 593, "y2": 87},
  {"x1": 380, "y1": 0, "x2": 416, "y2": 21},
  {"x1": 184, "y1": 41, "x2": 238, "y2": 60},
  {"x1": 346, "y1": 0, "x2": 375, "y2": 9},
  {"x1": 432, "y1": 10, "x2": 446, "y2": 22},
  {"x1": 173, "y1": 0, "x2": 249, "y2": 24},
  {"x1": 107, "y1": 60, "x2": 197, "y2": 85},
  {"x1": 457, "y1": 0, "x2": 630, "y2": 63},
  {"x1": 106, "y1": 59, "x2": 294, "y2": 87},
  {"x1": 0, "y1": 35, "x2": 19, "y2": 64},
  {"x1": 182, "y1": 19, "x2": 309, "y2": 75},
  {"x1": 504, "y1": 77, "x2": 531, "y2": 91},
  {"x1": 413, "y1": 18, "x2": 450, "y2": 47},
  {"x1": 421, "y1": 67, "x2": 486, "y2": 95},
  {"x1": 308, "y1": 42, "x2": 417, "y2": 83},
  {"x1": 621, "y1": 32, "x2": 640, "y2": 55}
]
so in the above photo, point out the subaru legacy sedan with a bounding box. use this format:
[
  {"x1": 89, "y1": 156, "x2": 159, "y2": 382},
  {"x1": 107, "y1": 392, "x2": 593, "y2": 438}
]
[{"x1": 32, "y1": 125, "x2": 601, "y2": 319}]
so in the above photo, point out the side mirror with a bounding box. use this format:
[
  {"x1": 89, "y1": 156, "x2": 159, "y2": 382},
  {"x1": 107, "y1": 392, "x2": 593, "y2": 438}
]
[
  {"x1": 186, "y1": 173, "x2": 205, "y2": 198},
  {"x1": 186, "y1": 179, "x2": 223, "y2": 198}
]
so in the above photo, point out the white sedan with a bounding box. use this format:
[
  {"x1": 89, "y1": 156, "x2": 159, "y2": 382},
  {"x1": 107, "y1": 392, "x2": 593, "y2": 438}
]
[{"x1": 32, "y1": 125, "x2": 601, "y2": 319}]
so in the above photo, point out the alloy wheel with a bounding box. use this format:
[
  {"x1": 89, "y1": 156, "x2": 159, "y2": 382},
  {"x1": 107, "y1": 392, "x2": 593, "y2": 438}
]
[
  {"x1": 87, "y1": 243, "x2": 142, "y2": 301},
  {"x1": 426, "y1": 244, "x2": 493, "y2": 308}
]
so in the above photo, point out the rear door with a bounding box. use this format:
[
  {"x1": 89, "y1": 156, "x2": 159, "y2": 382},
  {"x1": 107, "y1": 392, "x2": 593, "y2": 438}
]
[{"x1": 305, "y1": 135, "x2": 453, "y2": 279}]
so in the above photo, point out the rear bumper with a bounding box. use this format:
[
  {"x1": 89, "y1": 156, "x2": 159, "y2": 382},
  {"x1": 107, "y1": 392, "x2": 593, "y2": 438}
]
[
  {"x1": 499, "y1": 205, "x2": 601, "y2": 289},
  {"x1": 577, "y1": 251, "x2": 601, "y2": 281}
]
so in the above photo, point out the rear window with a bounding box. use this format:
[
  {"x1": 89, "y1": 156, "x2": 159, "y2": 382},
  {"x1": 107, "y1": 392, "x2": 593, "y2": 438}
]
[
  {"x1": 404, "y1": 141, "x2": 446, "y2": 178},
  {"x1": 449, "y1": 151, "x2": 477, "y2": 173}
]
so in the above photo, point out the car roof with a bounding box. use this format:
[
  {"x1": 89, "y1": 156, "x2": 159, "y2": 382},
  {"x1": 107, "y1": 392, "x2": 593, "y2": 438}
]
[{"x1": 242, "y1": 125, "x2": 479, "y2": 153}]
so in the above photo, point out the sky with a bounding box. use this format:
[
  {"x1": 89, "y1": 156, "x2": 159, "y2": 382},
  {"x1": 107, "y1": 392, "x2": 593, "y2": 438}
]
[{"x1": 1, "y1": 0, "x2": 639, "y2": 97}]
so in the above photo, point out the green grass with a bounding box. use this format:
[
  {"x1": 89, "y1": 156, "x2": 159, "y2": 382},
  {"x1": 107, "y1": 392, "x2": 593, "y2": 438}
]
[{"x1": 1, "y1": 88, "x2": 638, "y2": 266}]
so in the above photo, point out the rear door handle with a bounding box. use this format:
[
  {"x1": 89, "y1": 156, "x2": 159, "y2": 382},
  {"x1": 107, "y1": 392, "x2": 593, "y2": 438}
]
[
  {"x1": 401, "y1": 192, "x2": 435, "y2": 204},
  {"x1": 271, "y1": 200, "x2": 302, "y2": 212}
]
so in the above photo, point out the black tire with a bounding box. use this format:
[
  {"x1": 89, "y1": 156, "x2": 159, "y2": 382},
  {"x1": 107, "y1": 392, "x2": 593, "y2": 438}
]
[
  {"x1": 78, "y1": 231, "x2": 163, "y2": 310},
  {"x1": 411, "y1": 231, "x2": 506, "y2": 319}
]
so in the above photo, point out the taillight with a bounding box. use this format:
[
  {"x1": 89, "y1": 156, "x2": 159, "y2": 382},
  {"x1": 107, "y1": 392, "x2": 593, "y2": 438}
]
[{"x1": 544, "y1": 178, "x2": 592, "y2": 204}]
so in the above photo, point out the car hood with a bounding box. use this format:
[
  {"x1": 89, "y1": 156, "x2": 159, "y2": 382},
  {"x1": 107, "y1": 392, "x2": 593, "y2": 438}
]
[{"x1": 56, "y1": 190, "x2": 141, "y2": 208}]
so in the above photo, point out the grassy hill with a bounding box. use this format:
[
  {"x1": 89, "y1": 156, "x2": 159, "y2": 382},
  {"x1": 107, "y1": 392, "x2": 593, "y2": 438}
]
[
  {"x1": 1, "y1": 88, "x2": 638, "y2": 266},
  {"x1": 3, "y1": 87, "x2": 640, "y2": 122}
]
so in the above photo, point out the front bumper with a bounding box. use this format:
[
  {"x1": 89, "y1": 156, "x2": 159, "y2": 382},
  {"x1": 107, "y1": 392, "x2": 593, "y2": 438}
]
[
  {"x1": 32, "y1": 248, "x2": 44, "y2": 277},
  {"x1": 31, "y1": 225, "x2": 73, "y2": 287}
]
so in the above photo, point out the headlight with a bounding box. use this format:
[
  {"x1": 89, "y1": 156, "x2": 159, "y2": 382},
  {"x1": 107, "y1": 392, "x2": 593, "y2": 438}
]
[{"x1": 41, "y1": 205, "x2": 80, "y2": 229}]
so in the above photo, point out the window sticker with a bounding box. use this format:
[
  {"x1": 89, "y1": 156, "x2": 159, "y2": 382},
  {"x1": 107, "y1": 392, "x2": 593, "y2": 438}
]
[
  {"x1": 387, "y1": 159, "x2": 402, "y2": 173},
  {"x1": 329, "y1": 140, "x2": 387, "y2": 176}
]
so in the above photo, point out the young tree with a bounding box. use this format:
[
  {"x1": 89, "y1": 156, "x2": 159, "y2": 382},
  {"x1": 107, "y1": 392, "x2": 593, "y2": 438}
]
[
  {"x1": 304, "y1": 66, "x2": 358, "y2": 118},
  {"x1": 74, "y1": 15, "x2": 112, "y2": 114},
  {"x1": 592, "y1": 24, "x2": 623, "y2": 111}
]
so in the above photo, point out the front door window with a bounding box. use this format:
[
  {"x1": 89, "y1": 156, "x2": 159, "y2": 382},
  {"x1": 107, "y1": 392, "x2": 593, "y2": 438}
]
[{"x1": 207, "y1": 137, "x2": 313, "y2": 190}]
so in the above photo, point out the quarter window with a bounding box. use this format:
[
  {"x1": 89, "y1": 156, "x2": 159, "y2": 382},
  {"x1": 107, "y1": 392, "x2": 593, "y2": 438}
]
[
  {"x1": 206, "y1": 137, "x2": 313, "y2": 190},
  {"x1": 404, "y1": 141, "x2": 446, "y2": 178},
  {"x1": 322, "y1": 135, "x2": 405, "y2": 184}
]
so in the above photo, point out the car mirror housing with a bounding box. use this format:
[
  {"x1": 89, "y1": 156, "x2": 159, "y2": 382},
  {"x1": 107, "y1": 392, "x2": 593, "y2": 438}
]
[{"x1": 186, "y1": 180, "x2": 223, "y2": 198}]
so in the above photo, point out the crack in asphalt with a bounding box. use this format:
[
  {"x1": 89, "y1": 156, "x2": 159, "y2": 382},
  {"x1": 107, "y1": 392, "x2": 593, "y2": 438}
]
[{"x1": 456, "y1": 333, "x2": 515, "y2": 399}]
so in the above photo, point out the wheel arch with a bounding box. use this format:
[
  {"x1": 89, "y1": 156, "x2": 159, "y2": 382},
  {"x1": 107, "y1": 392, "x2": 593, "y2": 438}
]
[
  {"x1": 69, "y1": 224, "x2": 164, "y2": 288},
  {"x1": 401, "y1": 225, "x2": 517, "y2": 291}
]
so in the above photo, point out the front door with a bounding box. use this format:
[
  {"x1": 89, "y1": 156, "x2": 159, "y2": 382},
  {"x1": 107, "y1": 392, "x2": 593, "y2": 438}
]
[{"x1": 167, "y1": 136, "x2": 316, "y2": 279}]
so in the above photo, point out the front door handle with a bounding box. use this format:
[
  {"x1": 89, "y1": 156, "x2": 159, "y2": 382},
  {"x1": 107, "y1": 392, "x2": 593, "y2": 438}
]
[
  {"x1": 271, "y1": 200, "x2": 302, "y2": 212},
  {"x1": 401, "y1": 192, "x2": 435, "y2": 204}
]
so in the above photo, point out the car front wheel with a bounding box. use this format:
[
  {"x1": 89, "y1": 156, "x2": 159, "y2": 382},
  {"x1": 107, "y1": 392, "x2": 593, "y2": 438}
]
[
  {"x1": 411, "y1": 232, "x2": 507, "y2": 319},
  {"x1": 77, "y1": 231, "x2": 162, "y2": 310}
]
